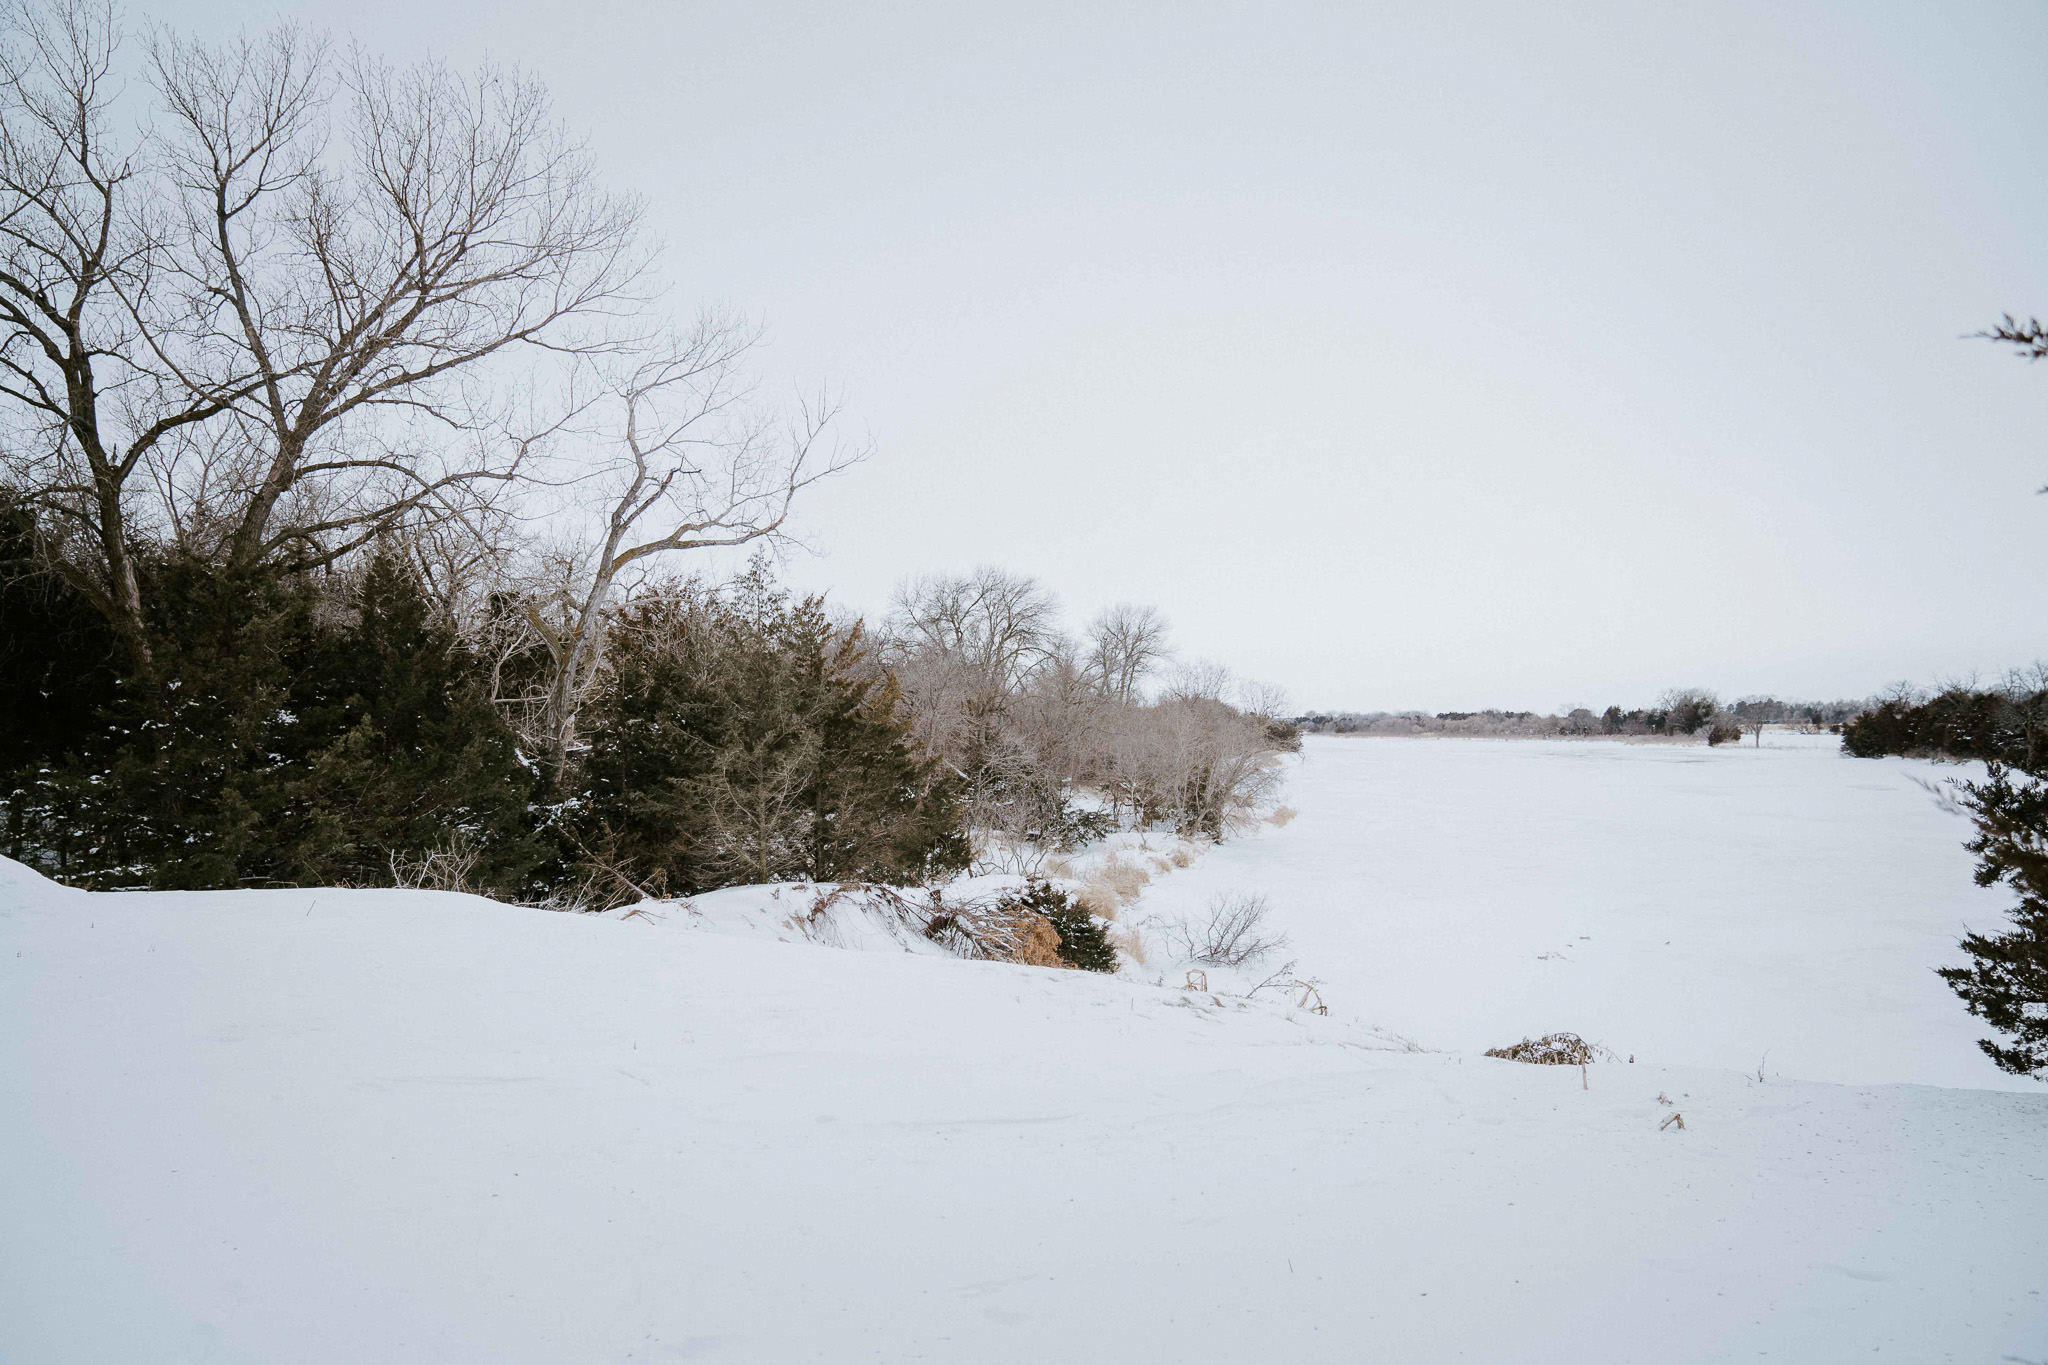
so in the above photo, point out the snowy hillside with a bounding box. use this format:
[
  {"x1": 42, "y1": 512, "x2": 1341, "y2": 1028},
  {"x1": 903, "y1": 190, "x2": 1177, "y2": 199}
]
[{"x1": 4, "y1": 736, "x2": 2046, "y2": 1363}]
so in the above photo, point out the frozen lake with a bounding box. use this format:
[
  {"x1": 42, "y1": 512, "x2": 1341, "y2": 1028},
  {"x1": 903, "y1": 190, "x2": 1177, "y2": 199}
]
[{"x1": 1138, "y1": 732, "x2": 2026, "y2": 1090}]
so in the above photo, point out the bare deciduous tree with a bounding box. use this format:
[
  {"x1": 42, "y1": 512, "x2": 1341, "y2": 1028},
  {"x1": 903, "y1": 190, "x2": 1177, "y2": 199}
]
[
  {"x1": 518, "y1": 316, "x2": 858, "y2": 783},
  {"x1": 890, "y1": 566, "x2": 1060, "y2": 693},
  {"x1": 0, "y1": 0, "x2": 245, "y2": 663},
  {"x1": 884, "y1": 566, "x2": 1061, "y2": 771},
  {"x1": 147, "y1": 28, "x2": 649, "y2": 573},
  {"x1": 1084, "y1": 601, "x2": 1171, "y2": 703}
]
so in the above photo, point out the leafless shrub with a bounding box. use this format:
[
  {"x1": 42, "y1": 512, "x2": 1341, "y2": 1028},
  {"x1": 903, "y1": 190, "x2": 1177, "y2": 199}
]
[
  {"x1": 388, "y1": 834, "x2": 484, "y2": 895},
  {"x1": 1169, "y1": 891, "x2": 1288, "y2": 967}
]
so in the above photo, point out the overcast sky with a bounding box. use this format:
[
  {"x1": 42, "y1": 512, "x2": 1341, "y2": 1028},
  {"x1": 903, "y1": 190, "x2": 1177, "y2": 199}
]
[{"x1": 163, "y1": 0, "x2": 2048, "y2": 710}]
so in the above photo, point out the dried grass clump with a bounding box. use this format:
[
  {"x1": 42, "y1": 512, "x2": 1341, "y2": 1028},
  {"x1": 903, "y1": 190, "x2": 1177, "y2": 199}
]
[
  {"x1": 1077, "y1": 850, "x2": 1153, "y2": 919},
  {"x1": 1001, "y1": 913, "x2": 1066, "y2": 967},
  {"x1": 1044, "y1": 855, "x2": 1076, "y2": 879},
  {"x1": 922, "y1": 899, "x2": 1065, "y2": 967},
  {"x1": 1168, "y1": 847, "x2": 1193, "y2": 869},
  {"x1": 1484, "y1": 1032, "x2": 1596, "y2": 1065},
  {"x1": 1110, "y1": 923, "x2": 1149, "y2": 967},
  {"x1": 1075, "y1": 881, "x2": 1122, "y2": 921},
  {"x1": 1264, "y1": 805, "x2": 1299, "y2": 828},
  {"x1": 1097, "y1": 851, "x2": 1151, "y2": 901}
]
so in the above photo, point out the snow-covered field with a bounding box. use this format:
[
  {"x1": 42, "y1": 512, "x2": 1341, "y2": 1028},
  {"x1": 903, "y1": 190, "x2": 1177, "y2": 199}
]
[
  {"x1": 4, "y1": 734, "x2": 2045, "y2": 1363},
  {"x1": 1143, "y1": 733, "x2": 2027, "y2": 1090}
]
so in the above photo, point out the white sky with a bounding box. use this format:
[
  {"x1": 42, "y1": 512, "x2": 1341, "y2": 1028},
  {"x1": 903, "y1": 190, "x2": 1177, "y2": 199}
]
[{"x1": 164, "y1": 0, "x2": 2048, "y2": 711}]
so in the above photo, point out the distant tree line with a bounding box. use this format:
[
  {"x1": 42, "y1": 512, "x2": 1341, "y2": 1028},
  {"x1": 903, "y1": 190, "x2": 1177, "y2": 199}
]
[
  {"x1": 1841, "y1": 674, "x2": 2048, "y2": 768},
  {"x1": 1295, "y1": 689, "x2": 1867, "y2": 741}
]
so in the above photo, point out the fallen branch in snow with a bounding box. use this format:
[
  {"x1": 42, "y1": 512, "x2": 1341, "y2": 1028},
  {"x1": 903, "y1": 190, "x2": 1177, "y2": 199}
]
[
  {"x1": 1245, "y1": 960, "x2": 1301, "y2": 999},
  {"x1": 1660, "y1": 1112, "x2": 1687, "y2": 1131}
]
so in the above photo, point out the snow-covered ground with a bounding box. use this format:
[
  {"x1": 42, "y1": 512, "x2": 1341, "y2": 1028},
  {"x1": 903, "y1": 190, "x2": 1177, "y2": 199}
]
[
  {"x1": 1138, "y1": 732, "x2": 2027, "y2": 1090},
  {"x1": 4, "y1": 735, "x2": 2045, "y2": 1363}
]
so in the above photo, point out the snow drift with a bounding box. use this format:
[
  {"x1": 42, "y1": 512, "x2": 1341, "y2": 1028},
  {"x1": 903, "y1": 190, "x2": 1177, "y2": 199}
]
[{"x1": 4, "y1": 827, "x2": 2046, "y2": 1362}]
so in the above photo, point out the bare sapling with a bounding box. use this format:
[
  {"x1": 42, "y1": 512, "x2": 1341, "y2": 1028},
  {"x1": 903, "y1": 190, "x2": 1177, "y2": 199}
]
[
  {"x1": 1172, "y1": 891, "x2": 1288, "y2": 967},
  {"x1": 518, "y1": 317, "x2": 861, "y2": 785}
]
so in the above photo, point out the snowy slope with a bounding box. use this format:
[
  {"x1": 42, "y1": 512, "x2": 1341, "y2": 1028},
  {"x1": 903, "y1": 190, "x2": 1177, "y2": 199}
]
[
  {"x1": 3, "y1": 852, "x2": 2045, "y2": 1364},
  {"x1": 1134, "y1": 733, "x2": 2028, "y2": 1090}
]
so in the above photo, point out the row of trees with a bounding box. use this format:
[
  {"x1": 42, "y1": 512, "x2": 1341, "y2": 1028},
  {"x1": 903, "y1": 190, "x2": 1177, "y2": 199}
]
[
  {"x1": 1841, "y1": 670, "x2": 2048, "y2": 768},
  {"x1": 1297, "y1": 691, "x2": 1865, "y2": 741},
  {"x1": 0, "y1": 2, "x2": 1296, "y2": 903},
  {"x1": 0, "y1": 530, "x2": 968, "y2": 898}
]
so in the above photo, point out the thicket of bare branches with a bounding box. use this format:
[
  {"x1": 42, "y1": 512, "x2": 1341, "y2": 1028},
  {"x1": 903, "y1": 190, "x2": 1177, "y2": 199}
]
[{"x1": 882, "y1": 567, "x2": 1297, "y2": 864}]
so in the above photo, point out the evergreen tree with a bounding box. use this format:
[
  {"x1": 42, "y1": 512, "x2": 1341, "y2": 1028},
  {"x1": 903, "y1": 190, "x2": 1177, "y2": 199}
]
[
  {"x1": 0, "y1": 502, "x2": 120, "y2": 866},
  {"x1": 998, "y1": 882, "x2": 1116, "y2": 972},
  {"x1": 283, "y1": 554, "x2": 544, "y2": 893},
  {"x1": 574, "y1": 562, "x2": 966, "y2": 897},
  {"x1": 25, "y1": 554, "x2": 539, "y2": 894},
  {"x1": 1938, "y1": 764, "x2": 2048, "y2": 1075}
]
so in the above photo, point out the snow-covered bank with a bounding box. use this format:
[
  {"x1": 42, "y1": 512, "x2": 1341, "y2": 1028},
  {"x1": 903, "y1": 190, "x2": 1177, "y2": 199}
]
[
  {"x1": 3, "y1": 861, "x2": 2045, "y2": 1363},
  {"x1": 1137, "y1": 733, "x2": 2028, "y2": 1090}
]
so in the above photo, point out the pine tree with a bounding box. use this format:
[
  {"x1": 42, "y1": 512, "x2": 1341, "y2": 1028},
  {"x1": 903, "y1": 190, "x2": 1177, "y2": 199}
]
[
  {"x1": 573, "y1": 563, "x2": 966, "y2": 897},
  {"x1": 0, "y1": 502, "x2": 120, "y2": 868},
  {"x1": 1938, "y1": 763, "x2": 2048, "y2": 1075},
  {"x1": 283, "y1": 553, "x2": 544, "y2": 894},
  {"x1": 30, "y1": 554, "x2": 539, "y2": 894}
]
